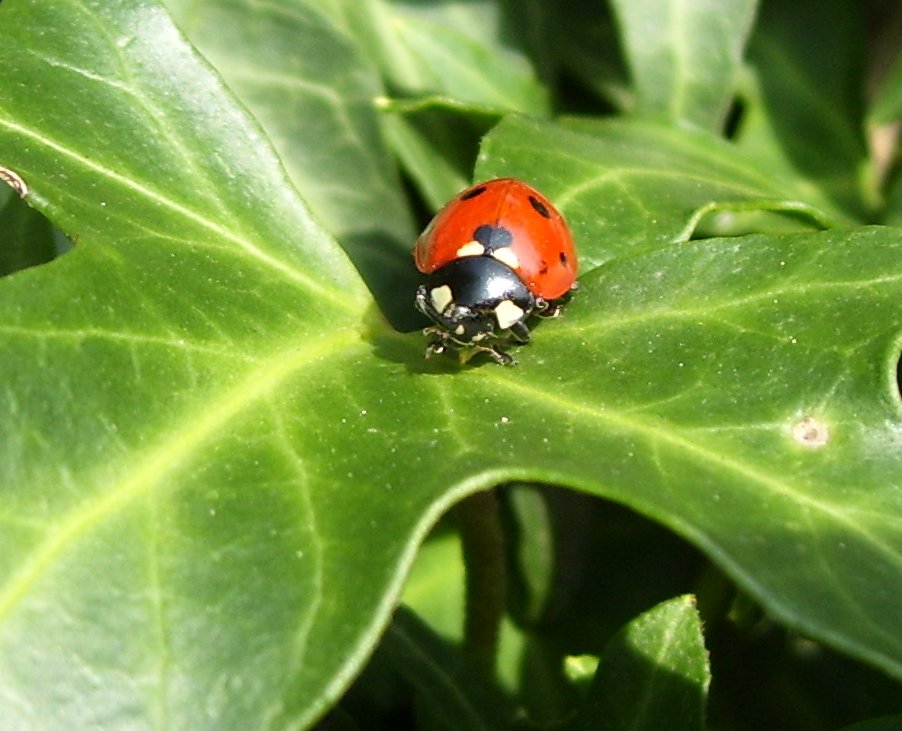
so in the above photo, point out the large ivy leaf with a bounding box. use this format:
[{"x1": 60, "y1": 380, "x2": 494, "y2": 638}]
[
  {"x1": 1, "y1": 2, "x2": 902, "y2": 729},
  {"x1": 609, "y1": 0, "x2": 758, "y2": 129},
  {"x1": 0, "y1": 1, "x2": 370, "y2": 728}
]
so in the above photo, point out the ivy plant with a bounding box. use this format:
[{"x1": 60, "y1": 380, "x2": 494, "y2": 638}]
[{"x1": 1, "y1": 0, "x2": 901, "y2": 729}]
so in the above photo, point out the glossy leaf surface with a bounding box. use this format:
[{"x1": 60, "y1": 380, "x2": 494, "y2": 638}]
[
  {"x1": 577, "y1": 595, "x2": 709, "y2": 731},
  {"x1": 609, "y1": 0, "x2": 758, "y2": 129}
]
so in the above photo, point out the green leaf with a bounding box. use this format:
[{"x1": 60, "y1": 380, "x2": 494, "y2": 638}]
[
  {"x1": 550, "y1": 0, "x2": 630, "y2": 110},
  {"x1": 0, "y1": 2, "x2": 369, "y2": 728},
  {"x1": 841, "y1": 717, "x2": 902, "y2": 731},
  {"x1": 740, "y1": 0, "x2": 869, "y2": 217},
  {"x1": 443, "y1": 109, "x2": 902, "y2": 682},
  {"x1": 379, "y1": 97, "x2": 501, "y2": 210},
  {"x1": 577, "y1": 595, "x2": 710, "y2": 731},
  {"x1": 0, "y1": 185, "x2": 56, "y2": 275},
  {"x1": 0, "y1": 2, "x2": 361, "y2": 296},
  {"x1": 402, "y1": 530, "x2": 465, "y2": 642},
  {"x1": 323, "y1": 0, "x2": 548, "y2": 113},
  {"x1": 535, "y1": 227, "x2": 902, "y2": 683},
  {"x1": 376, "y1": 608, "x2": 515, "y2": 731},
  {"x1": 609, "y1": 0, "x2": 758, "y2": 130},
  {"x1": 870, "y1": 46, "x2": 902, "y2": 126},
  {"x1": 3, "y1": 3, "x2": 902, "y2": 728},
  {"x1": 502, "y1": 484, "x2": 556, "y2": 626},
  {"x1": 161, "y1": 0, "x2": 417, "y2": 326},
  {"x1": 503, "y1": 488, "x2": 704, "y2": 644}
]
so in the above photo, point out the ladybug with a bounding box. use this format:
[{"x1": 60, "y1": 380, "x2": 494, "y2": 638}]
[{"x1": 414, "y1": 178, "x2": 578, "y2": 365}]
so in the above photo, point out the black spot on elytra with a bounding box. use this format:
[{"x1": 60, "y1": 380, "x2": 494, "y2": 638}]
[
  {"x1": 529, "y1": 195, "x2": 551, "y2": 218},
  {"x1": 473, "y1": 224, "x2": 513, "y2": 251},
  {"x1": 460, "y1": 185, "x2": 487, "y2": 201},
  {"x1": 559, "y1": 251, "x2": 569, "y2": 266}
]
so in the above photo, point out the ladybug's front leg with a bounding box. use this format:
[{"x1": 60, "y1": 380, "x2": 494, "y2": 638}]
[
  {"x1": 508, "y1": 321, "x2": 531, "y2": 344},
  {"x1": 534, "y1": 297, "x2": 565, "y2": 319},
  {"x1": 423, "y1": 327, "x2": 453, "y2": 359},
  {"x1": 463, "y1": 343, "x2": 517, "y2": 366},
  {"x1": 536, "y1": 283, "x2": 579, "y2": 319}
]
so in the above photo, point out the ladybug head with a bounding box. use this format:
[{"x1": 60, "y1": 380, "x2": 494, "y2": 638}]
[{"x1": 415, "y1": 256, "x2": 536, "y2": 352}]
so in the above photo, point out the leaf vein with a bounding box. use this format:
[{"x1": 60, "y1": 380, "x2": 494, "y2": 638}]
[
  {"x1": 0, "y1": 331, "x2": 362, "y2": 623},
  {"x1": 0, "y1": 117, "x2": 348, "y2": 307}
]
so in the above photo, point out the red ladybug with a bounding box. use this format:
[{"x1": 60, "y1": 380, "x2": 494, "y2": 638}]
[{"x1": 414, "y1": 178, "x2": 578, "y2": 365}]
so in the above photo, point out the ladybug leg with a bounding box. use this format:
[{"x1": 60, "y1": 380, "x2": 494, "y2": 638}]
[
  {"x1": 533, "y1": 297, "x2": 559, "y2": 318},
  {"x1": 535, "y1": 297, "x2": 570, "y2": 319},
  {"x1": 422, "y1": 327, "x2": 452, "y2": 359},
  {"x1": 487, "y1": 347, "x2": 517, "y2": 366},
  {"x1": 508, "y1": 321, "x2": 531, "y2": 344},
  {"x1": 421, "y1": 327, "x2": 519, "y2": 366},
  {"x1": 464, "y1": 343, "x2": 517, "y2": 366},
  {"x1": 424, "y1": 341, "x2": 446, "y2": 359}
]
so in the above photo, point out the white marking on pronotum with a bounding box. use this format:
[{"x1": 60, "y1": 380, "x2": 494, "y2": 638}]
[
  {"x1": 429, "y1": 285, "x2": 454, "y2": 313},
  {"x1": 494, "y1": 300, "x2": 524, "y2": 330},
  {"x1": 791, "y1": 416, "x2": 829, "y2": 448},
  {"x1": 0, "y1": 165, "x2": 28, "y2": 197},
  {"x1": 492, "y1": 247, "x2": 520, "y2": 270},
  {"x1": 455, "y1": 241, "x2": 485, "y2": 258}
]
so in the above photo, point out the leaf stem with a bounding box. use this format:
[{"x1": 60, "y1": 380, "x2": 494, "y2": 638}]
[{"x1": 457, "y1": 488, "x2": 507, "y2": 679}]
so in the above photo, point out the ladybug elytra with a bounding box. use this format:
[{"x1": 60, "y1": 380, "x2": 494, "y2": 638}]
[{"x1": 414, "y1": 178, "x2": 578, "y2": 365}]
